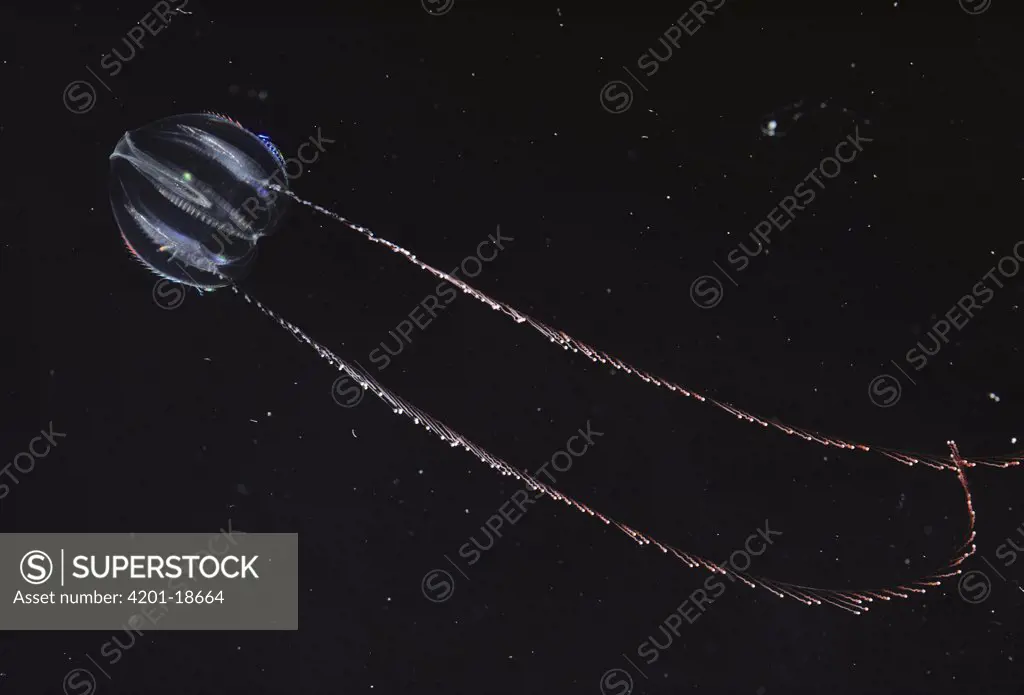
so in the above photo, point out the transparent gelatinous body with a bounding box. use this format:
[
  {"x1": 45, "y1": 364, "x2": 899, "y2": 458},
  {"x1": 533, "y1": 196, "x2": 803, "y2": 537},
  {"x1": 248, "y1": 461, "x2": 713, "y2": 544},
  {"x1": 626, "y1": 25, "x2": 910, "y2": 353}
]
[
  {"x1": 112, "y1": 111, "x2": 1019, "y2": 616},
  {"x1": 109, "y1": 112, "x2": 289, "y2": 289}
]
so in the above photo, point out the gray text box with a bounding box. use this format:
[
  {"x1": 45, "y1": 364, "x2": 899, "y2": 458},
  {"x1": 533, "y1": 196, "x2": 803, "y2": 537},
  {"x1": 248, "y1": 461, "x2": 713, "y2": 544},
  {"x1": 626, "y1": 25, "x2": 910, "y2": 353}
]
[{"x1": 1, "y1": 533, "x2": 297, "y2": 630}]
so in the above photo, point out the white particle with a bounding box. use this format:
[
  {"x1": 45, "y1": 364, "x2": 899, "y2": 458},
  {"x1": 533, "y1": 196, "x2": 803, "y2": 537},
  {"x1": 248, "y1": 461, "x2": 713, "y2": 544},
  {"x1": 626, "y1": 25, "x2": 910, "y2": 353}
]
[{"x1": 989, "y1": 392, "x2": 1001, "y2": 403}]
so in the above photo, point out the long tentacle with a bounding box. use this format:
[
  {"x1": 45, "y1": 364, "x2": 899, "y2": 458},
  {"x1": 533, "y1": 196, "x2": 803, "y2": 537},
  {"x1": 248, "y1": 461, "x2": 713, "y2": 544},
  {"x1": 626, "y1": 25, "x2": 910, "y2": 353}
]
[
  {"x1": 236, "y1": 286, "x2": 978, "y2": 614},
  {"x1": 271, "y1": 185, "x2": 1021, "y2": 473}
]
